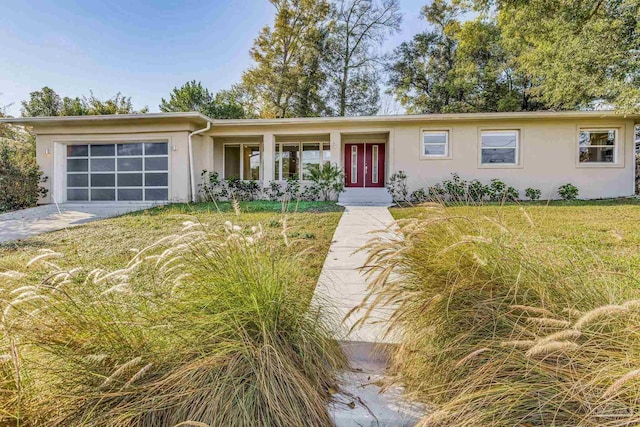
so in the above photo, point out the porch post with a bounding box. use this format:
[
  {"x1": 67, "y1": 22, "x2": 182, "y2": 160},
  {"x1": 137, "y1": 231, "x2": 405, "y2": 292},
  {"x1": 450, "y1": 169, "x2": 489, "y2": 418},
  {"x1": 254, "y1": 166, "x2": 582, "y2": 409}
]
[
  {"x1": 329, "y1": 131, "x2": 341, "y2": 168},
  {"x1": 262, "y1": 132, "x2": 275, "y2": 182}
]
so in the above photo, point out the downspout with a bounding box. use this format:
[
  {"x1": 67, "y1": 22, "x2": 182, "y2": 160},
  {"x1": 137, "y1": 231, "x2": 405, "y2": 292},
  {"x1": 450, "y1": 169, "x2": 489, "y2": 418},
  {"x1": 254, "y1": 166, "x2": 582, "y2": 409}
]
[{"x1": 188, "y1": 120, "x2": 212, "y2": 203}]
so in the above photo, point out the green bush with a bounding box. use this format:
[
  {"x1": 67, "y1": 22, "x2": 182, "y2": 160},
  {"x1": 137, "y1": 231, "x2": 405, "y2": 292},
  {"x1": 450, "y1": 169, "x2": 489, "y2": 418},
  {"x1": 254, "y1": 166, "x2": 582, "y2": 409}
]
[
  {"x1": 487, "y1": 179, "x2": 518, "y2": 202},
  {"x1": 387, "y1": 171, "x2": 408, "y2": 203},
  {"x1": 442, "y1": 173, "x2": 467, "y2": 201},
  {"x1": 525, "y1": 187, "x2": 542, "y2": 200},
  {"x1": 305, "y1": 163, "x2": 345, "y2": 201},
  {"x1": 0, "y1": 129, "x2": 48, "y2": 213},
  {"x1": 467, "y1": 179, "x2": 488, "y2": 202},
  {"x1": 558, "y1": 183, "x2": 579, "y2": 200},
  {"x1": 1, "y1": 222, "x2": 345, "y2": 426},
  {"x1": 360, "y1": 208, "x2": 640, "y2": 426},
  {"x1": 410, "y1": 188, "x2": 429, "y2": 203}
]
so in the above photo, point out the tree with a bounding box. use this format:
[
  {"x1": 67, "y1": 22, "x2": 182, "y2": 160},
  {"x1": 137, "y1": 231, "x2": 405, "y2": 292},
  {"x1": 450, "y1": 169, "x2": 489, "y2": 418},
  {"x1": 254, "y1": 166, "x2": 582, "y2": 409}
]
[
  {"x1": 0, "y1": 112, "x2": 47, "y2": 212},
  {"x1": 325, "y1": 0, "x2": 401, "y2": 116},
  {"x1": 21, "y1": 87, "x2": 61, "y2": 117},
  {"x1": 160, "y1": 80, "x2": 250, "y2": 119},
  {"x1": 387, "y1": 0, "x2": 545, "y2": 113},
  {"x1": 472, "y1": 0, "x2": 640, "y2": 112},
  {"x1": 21, "y1": 87, "x2": 147, "y2": 117},
  {"x1": 242, "y1": 0, "x2": 331, "y2": 118},
  {"x1": 160, "y1": 81, "x2": 214, "y2": 114},
  {"x1": 386, "y1": 1, "x2": 462, "y2": 113}
]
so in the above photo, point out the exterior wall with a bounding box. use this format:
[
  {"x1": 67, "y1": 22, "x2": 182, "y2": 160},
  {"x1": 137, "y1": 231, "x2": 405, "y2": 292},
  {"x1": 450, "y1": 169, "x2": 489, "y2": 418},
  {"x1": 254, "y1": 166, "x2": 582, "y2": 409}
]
[
  {"x1": 29, "y1": 114, "x2": 637, "y2": 205},
  {"x1": 36, "y1": 130, "x2": 192, "y2": 203},
  {"x1": 391, "y1": 118, "x2": 635, "y2": 199},
  {"x1": 209, "y1": 117, "x2": 636, "y2": 200}
]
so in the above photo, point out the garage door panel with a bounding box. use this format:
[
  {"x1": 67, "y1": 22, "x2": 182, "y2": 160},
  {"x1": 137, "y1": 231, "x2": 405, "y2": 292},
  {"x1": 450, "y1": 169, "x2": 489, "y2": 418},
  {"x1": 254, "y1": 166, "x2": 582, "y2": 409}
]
[
  {"x1": 66, "y1": 142, "x2": 168, "y2": 202},
  {"x1": 67, "y1": 174, "x2": 88, "y2": 187},
  {"x1": 144, "y1": 143, "x2": 168, "y2": 155},
  {"x1": 118, "y1": 173, "x2": 143, "y2": 186},
  {"x1": 145, "y1": 173, "x2": 168, "y2": 187},
  {"x1": 118, "y1": 189, "x2": 143, "y2": 201},
  {"x1": 90, "y1": 144, "x2": 115, "y2": 157},
  {"x1": 118, "y1": 158, "x2": 142, "y2": 171},
  {"x1": 68, "y1": 159, "x2": 88, "y2": 172},
  {"x1": 67, "y1": 145, "x2": 88, "y2": 157},
  {"x1": 145, "y1": 189, "x2": 168, "y2": 200},
  {"x1": 145, "y1": 157, "x2": 168, "y2": 171},
  {"x1": 91, "y1": 159, "x2": 115, "y2": 172},
  {"x1": 117, "y1": 143, "x2": 143, "y2": 156},
  {"x1": 67, "y1": 189, "x2": 88, "y2": 201},
  {"x1": 91, "y1": 174, "x2": 115, "y2": 187},
  {"x1": 91, "y1": 189, "x2": 116, "y2": 201}
]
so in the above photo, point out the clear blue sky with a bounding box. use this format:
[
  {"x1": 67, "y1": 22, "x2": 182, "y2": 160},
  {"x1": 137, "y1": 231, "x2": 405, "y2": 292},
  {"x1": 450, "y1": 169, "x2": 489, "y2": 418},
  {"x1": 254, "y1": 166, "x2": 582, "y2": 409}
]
[{"x1": 0, "y1": 0, "x2": 429, "y2": 117}]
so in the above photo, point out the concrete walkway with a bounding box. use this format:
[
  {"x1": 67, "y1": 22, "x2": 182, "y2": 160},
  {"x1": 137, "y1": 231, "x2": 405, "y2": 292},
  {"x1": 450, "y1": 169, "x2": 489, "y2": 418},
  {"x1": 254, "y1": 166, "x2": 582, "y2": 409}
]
[
  {"x1": 313, "y1": 205, "x2": 396, "y2": 343},
  {"x1": 313, "y1": 206, "x2": 424, "y2": 426},
  {"x1": 0, "y1": 203, "x2": 156, "y2": 243}
]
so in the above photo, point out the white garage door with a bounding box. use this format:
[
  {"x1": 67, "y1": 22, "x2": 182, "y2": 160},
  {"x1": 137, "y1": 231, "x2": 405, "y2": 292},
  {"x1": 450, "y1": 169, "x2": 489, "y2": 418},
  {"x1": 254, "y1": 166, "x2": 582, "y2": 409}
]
[{"x1": 66, "y1": 142, "x2": 169, "y2": 201}]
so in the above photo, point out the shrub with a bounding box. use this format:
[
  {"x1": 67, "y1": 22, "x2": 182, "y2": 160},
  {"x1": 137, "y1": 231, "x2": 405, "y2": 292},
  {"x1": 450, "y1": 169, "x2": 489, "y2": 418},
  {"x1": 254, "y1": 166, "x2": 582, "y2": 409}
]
[
  {"x1": 427, "y1": 183, "x2": 446, "y2": 199},
  {"x1": 410, "y1": 188, "x2": 428, "y2": 203},
  {"x1": 359, "y1": 208, "x2": 640, "y2": 426},
  {"x1": 558, "y1": 183, "x2": 579, "y2": 200},
  {"x1": 305, "y1": 163, "x2": 345, "y2": 201},
  {"x1": 486, "y1": 178, "x2": 506, "y2": 201},
  {"x1": 467, "y1": 180, "x2": 488, "y2": 202},
  {"x1": 0, "y1": 130, "x2": 48, "y2": 212},
  {"x1": 199, "y1": 170, "x2": 228, "y2": 201},
  {"x1": 284, "y1": 175, "x2": 301, "y2": 200},
  {"x1": 442, "y1": 173, "x2": 467, "y2": 201},
  {"x1": 387, "y1": 171, "x2": 408, "y2": 203},
  {"x1": 525, "y1": 187, "x2": 542, "y2": 200},
  {"x1": 1, "y1": 222, "x2": 345, "y2": 426},
  {"x1": 227, "y1": 178, "x2": 261, "y2": 201},
  {"x1": 266, "y1": 180, "x2": 284, "y2": 201},
  {"x1": 486, "y1": 179, "x2": 519, "y2": 202}
]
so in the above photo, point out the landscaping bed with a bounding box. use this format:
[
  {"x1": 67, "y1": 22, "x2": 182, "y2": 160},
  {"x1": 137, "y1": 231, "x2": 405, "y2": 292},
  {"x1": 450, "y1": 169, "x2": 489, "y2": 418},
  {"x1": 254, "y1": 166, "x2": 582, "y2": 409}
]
[
  {"x1": 0, "y1": 202, "x2": 344, "y2": 426},
  {"x1": 359, "y1": 199, "x2": 640, "y2": 426}
]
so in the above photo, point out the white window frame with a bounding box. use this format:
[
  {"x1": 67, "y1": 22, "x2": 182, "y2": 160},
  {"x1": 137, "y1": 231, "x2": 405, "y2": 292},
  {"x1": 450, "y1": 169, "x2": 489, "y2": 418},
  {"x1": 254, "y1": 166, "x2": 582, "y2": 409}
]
[
  {"x1": 420, "y1": 129, "x2": 451, "y2": 159},
  {"x1": 576, "y1": 127, "x2": 623, "y2": 168},
  {"x1": 274, "y1": 141, "x2": 330, "y2": 181},
  {"x1": 223, "y1": 143, "x2": 263, "y2": 181},
  {"x1": 65, "y1": 141, "x2": 169, "y2": 202},
  {"x1": 478, "y1": 129, "x2": 521, "y2": 168}
]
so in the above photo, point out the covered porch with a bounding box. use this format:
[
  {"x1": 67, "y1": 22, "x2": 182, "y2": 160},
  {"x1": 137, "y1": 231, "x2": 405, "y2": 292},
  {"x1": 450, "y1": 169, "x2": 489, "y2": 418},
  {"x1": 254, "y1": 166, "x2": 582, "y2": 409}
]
[{"x1": 203, "y1": 130, "x2": 392, "y2": 187}]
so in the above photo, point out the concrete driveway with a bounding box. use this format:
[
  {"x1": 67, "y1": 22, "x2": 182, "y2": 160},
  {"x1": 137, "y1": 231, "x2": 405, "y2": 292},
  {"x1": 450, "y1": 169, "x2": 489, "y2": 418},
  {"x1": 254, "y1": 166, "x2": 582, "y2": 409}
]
[{"x1": 0, "y1": 202, "x2": 158, "y2": 243}]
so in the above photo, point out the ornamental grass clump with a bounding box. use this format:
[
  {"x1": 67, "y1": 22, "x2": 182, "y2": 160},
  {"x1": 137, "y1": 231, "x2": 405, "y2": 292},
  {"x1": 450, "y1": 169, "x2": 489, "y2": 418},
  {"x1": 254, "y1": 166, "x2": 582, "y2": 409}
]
[
  {"x1": 359, "y1": 204, "x2": 640, "y2": 426},
  {"x1": 0, "y1": 220, "x2": 345, "y2": 427}
]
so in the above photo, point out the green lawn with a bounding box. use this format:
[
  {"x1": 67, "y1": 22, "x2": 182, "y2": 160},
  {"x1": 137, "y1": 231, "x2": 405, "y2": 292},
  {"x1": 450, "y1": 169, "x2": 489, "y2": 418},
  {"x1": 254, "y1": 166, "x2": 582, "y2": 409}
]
[
  {"x1": 0, "y1": 201, "x2": 343, "y2": 291},
  {"x1": 391, "y1": 198, "x2": 640, "y2": 271}
]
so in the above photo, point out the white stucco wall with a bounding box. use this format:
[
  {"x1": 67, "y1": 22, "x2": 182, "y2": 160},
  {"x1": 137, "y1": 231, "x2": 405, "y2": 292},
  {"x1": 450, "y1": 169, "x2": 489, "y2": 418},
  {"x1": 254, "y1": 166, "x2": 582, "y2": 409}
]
[{"x1": 29, "y1": 113, "x2": 637, "y2": 204}]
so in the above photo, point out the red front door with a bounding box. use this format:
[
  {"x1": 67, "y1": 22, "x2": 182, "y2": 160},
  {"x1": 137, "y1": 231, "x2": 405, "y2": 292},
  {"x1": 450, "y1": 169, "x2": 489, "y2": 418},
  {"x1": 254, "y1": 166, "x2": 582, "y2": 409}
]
[{"x1": 344, "y1": 143, "x2": 385, "y2": 188}]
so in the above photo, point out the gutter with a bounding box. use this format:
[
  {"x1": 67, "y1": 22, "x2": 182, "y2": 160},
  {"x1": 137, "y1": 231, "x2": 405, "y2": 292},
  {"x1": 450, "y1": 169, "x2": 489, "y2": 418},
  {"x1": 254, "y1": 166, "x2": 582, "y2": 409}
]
[{"x1": 188, "y1": 120, "x2": 212, "y2": 203}]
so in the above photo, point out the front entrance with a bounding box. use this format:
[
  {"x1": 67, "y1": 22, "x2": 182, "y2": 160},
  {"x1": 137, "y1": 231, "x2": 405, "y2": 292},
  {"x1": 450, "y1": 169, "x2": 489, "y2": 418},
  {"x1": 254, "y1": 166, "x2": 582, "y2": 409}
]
[{"x1": 344, "y1": 143, "x2": 385, "y2": 188}]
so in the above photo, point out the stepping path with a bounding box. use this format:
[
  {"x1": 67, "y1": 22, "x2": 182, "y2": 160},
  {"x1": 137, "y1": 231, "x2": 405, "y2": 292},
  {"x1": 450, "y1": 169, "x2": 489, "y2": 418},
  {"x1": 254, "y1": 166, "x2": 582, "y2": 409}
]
[{"x1": 313, "y1": 206, "x2": 425, "y2": 426}]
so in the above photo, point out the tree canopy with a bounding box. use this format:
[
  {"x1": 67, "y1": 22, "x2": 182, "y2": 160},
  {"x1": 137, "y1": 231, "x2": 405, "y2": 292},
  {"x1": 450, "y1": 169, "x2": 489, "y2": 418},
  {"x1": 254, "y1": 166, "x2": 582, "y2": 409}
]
[
  {"x1": 159, "y1": 81, "x2": 249, "y2": 119},
  {"x1": 21, "y1": 87, "x2": 148, "y2": 117}
]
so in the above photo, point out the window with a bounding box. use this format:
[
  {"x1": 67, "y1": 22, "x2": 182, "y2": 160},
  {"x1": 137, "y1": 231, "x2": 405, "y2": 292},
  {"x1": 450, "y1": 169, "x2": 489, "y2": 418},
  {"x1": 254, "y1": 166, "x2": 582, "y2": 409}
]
[
  {"x1": 274, "y1": 142, "x2": 330, "y2": 180},
  {"x1": 481, "y1": 130, "x2": 518, "y2": 165},
  {"x1": 579, "y1": 129, "x2": 617, "y2": 163},
  {"x1": 422, "y1": 131, "x2": 449, "y2": 157},
  {"x1": 224, "y1": 144, "x2": 261, "y2": 180}
]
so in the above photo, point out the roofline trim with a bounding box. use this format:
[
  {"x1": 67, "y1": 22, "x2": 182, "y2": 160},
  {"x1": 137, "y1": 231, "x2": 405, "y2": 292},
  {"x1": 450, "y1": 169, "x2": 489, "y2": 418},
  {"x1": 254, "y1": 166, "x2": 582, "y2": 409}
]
[
  {"x1": 0, "y1": 110, "x2": 637, "y2": 127},
  {"x1": 0, "y1": 112, "x2": 213, "y2": 125}
]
